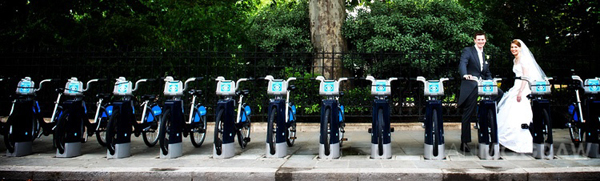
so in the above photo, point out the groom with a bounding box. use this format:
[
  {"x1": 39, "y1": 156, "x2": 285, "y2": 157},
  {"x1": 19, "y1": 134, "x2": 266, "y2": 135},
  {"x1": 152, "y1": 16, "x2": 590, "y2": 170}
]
[{"x1": 457, "y1": 31, "x2": 503, "y2": 152}]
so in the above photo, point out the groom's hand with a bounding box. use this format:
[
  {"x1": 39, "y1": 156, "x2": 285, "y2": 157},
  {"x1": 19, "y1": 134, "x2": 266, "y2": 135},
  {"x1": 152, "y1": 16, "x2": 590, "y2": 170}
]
[{"x1": 463, "y1": 74, "x2": 473, "y2": 80}]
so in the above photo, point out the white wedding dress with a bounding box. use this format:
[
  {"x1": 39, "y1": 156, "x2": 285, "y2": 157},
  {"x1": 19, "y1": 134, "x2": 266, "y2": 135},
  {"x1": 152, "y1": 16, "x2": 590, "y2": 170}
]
[{"x1": 496, "y1": 60, "x2": 533, "y2": 153}]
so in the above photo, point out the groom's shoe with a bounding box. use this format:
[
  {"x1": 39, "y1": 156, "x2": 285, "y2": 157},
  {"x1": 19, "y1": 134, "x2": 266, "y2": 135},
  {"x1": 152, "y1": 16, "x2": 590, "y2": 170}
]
[{"x1": 460, "y1": 142, "x2": 470, "y2": 152}]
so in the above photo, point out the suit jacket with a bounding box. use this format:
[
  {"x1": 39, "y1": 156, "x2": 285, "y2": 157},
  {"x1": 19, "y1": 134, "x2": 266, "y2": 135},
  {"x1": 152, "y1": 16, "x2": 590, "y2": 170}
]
[{"x1": 457, "y1": 46, "x2": 492, "y2": 107}]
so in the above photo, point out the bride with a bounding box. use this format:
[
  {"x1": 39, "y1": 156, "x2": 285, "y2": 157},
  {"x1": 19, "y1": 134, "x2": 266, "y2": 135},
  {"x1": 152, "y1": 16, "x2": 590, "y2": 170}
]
[{"x1": 497, "y1": 39, "x2": 546, "y2": 153}]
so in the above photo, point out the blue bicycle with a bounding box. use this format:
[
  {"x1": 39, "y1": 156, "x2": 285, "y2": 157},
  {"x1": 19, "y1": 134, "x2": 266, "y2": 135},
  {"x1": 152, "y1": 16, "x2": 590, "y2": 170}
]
[
  {"x1": 3, "y1": 77, "x2": 53, "y2": 156},
  {"x1": 569, "y1": 74, "x2": 600, "y2": 157},
  {"x1": 263, "y1": 75, "x2": 297, "y2": 157},
  {"x1": 213, "y1": 76, "x2": 252, "y2": 158},
  {"x1": 51, "y1": 77, "x2": 99, "y2": 156},
  {"x1": 315, "y1": 76, "x2": 348, "y2": 159},
  {"x1": 416, "y1": 76, "x2": 450, "y2": 160},
  {"x1": 105, "y1": 77, "x2": 162, "y2": 158},
  {"x1": 158, "y1": 76, "x2": 207, "y2": 158}
]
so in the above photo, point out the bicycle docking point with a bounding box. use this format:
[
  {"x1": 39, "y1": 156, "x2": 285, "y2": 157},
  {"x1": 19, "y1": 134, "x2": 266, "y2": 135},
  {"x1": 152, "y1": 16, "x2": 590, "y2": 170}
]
[{"x1": 366, "y1": 76, "x2": 397, "y2": 159}]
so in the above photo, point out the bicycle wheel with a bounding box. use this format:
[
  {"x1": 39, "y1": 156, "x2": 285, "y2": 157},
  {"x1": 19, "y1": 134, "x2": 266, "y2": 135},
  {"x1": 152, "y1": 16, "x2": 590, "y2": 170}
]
[
  {"x1": 286, "y1": 107, "x2": 297, "y2": 147},
  {"x1": 487, "y1": 109, "x2": 496, "y2": 156},
  {"x1": 142, "y1": 107, "x2": 159, "y2": 147},
  {"x1": 568, "y1": 106, "x2": 584, "y2": 145},
  {"x1": 214, "y1": 109, "x2": 225, "y2": 155},
  {"x1": 432, "y1": 109, "x2": 439, "y2": 156},
  {"x1": 377, "y1": 108, "x2": 384, "y2": 156},
  {"x1": 95, "y1": 107, "x2": 109, "y2": 147},
  {"x1": 190, "y1": 109, "x2": 207, "y2": 147},
  {"x1": 105, "y1": 109, "x2": 119, "y2": 155},
  {"x1": 4, "y1": 116, "x2": 16, "y2": 153},
  {"x1": 158, "y1": 108, "x2": 171, "y2": 154},
  {"x1": 321, "y1": 108, "x2": 331, "y2": 155},
  {"x1": 267, "y1": 107, "x2": 277, "y2": 154},
  {"x1": 237, "y1": 107, "x2": 251, "y2": 149},
  {"x1": 54, "y1": 112, "x2": 69, "y2": 154}
]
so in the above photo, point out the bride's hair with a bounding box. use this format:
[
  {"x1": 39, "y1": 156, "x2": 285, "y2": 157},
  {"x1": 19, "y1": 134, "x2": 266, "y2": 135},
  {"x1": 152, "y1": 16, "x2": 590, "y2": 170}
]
[{"x1": 511, "y1": 39, "x2": 521, "y2": 47}]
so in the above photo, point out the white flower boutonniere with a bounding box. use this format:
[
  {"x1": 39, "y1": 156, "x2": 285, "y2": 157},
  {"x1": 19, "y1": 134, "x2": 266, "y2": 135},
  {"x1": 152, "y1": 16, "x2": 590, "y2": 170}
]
[{"x1": 486, "y1": 55, "x2": 490, "y2": 60}]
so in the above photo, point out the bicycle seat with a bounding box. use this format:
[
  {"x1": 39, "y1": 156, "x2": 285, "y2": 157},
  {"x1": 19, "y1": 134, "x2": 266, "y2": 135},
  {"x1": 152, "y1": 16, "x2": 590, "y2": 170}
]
[
  {"x1": 188, "y1": 89, "x2": 203, "y2": 96},
  {"x1": 96, "y1": 93, "x2": 112, "y2": 99},
  {"x1": 339, "y1": 91, "x2": 344, "y2": 97},
  {"x1": 288, "y1": 85, "x2": 296, "y2": 91},
  {"x1": 236, "y1": 89, "x2": 250, "y2": 96},
  {"x1": 141, "y1": 94, "x2": 156, "y2": 101},
  {"x1": 56, "y1": 88, "x2": 65, "y2": 93}
]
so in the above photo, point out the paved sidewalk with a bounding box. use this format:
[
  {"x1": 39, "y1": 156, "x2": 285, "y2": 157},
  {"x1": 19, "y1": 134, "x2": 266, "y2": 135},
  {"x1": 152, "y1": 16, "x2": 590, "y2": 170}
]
[{"x1": 1, "y1": 123, "x2": 600, "y2": 180}]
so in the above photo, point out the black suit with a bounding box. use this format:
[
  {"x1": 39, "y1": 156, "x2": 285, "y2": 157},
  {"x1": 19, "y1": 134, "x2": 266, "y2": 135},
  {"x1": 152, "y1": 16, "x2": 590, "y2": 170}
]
[{"x1": 457, "y1": 46, "x2": 502, "y2": 143}]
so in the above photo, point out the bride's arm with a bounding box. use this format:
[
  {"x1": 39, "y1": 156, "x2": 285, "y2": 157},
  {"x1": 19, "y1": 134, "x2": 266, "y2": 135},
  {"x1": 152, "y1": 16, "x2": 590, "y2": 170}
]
[{"x1": 517, "y1": 63, "x2": 529, "y2": 102}]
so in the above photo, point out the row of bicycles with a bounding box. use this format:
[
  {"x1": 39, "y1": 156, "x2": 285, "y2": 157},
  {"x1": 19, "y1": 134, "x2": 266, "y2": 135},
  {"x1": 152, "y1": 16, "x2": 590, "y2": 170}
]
[{"x1": 1, "y1": 72, "x2": 599, "y2": 160}]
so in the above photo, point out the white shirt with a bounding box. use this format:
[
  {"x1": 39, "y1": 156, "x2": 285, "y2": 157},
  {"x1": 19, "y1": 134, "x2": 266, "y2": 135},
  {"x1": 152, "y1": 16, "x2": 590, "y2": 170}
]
[{"x1": 475, "y1": 45, "x2": 484, "y2": 71}]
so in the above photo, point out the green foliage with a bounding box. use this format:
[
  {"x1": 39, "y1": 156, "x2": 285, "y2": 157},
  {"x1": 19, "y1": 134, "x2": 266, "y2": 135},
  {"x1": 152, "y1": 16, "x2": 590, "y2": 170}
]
[
  {"x1": 246, "y1": 0, "x2": 312, "y2": 52},
  {"x1": 340, "y1": 87, "x2": 371, "y2": 114},
  {"x1": 282, "y1": 67, "x2": 321, "y2": 115},
  {"x1": 343, "y1": 0, "x2": 497, "y2": 76}
]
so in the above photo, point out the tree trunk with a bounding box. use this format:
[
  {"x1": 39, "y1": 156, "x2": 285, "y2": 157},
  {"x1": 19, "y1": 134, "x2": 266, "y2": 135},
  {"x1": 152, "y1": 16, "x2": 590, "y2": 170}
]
[{"x1": 309, "y1": 0, "x2": 347, "y2": 79}]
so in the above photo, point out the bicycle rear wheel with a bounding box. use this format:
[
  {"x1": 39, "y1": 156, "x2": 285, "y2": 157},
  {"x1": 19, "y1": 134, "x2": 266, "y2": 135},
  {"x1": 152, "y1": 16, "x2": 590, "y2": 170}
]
[
  {"x1": 286, "y1": 107, "x2": 297, "y2": 147},
  {"x1": 142, "y1": 107, "x2": 159, "y2": 147},
  {"x1": 190, "y1": 108, "x2": 207, "y2": 147}
]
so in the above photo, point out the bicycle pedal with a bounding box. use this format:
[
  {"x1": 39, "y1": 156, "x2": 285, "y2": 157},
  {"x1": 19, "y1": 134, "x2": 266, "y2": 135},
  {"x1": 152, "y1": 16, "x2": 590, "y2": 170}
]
[
  {"x1": 521, "y1": 124, "x2": 529, "y2": 129},
  {"x1": 244, "y1": 138, "x2": 251, "y2": 142},
  {"x1": 289, "y1": 136, "x2": 297, "y2": 140},
  {"x1": 391, "y1": 127, "x2": 395, "y2": 132},
  {"x1": 421, "y1": 123, "x2": 425, "y2": 129},
  {"x1": 341, "y1": 138, "x2": 348, "y2": 141},
  {"x1": 368, "y1": 128, "x2": 372, "y2": 133}
]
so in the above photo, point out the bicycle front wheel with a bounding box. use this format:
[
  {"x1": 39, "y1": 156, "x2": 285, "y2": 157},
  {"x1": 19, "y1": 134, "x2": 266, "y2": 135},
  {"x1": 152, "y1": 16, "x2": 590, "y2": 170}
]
[
  {"x1": 105, "y1": 109, "x2": 119, "y2": 155},
  {"x1": 54, "y1": 112, "x2": 69, "y2": 154},
  {"x1": 214, "y1": 109, "x2": 225, "y2": 155},
  {"x1": 432, "y1": 109, "x2": 439, "y2": 156},
  {"x1": 158, "y1": 109, "x2": 171, "y2": 154},
  {"x1": 377, "y1": 108, "x2": 384, "y2": 156},
  {"x1": 321, "y1": 108, "x2": 331, "y2": 156},
  {"x1": 267, "y1": 107, "x2": 277, "y2": 154}
]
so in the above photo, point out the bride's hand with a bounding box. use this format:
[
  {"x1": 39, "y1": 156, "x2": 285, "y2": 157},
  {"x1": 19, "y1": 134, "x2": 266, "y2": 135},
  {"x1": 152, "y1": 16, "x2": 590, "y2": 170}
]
[{"x1": 517, "y1": 92, "x2": 522, "y2": 102}]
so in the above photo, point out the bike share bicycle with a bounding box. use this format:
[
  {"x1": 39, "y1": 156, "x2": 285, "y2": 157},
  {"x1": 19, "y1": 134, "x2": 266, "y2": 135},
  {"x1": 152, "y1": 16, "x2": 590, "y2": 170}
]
[
  {"x1": 263, "y1": 75, "x2": 297, "y2": 158},
  {"x1": 158, "y1": 76, "x2": 207, "y2": 159},
  {"x1": 4, "y1": 77, "x2": 53, "y2": 156},
  {"x1": 416, "y1": 76, "x2": 450, "y2": 160},
  {"x1": 470, "y1": 77, "x2": 502, "y2": 160},
  {"x1": 213, "y1": 76, "x2": 252, "y2": 159},
  {"x1": 569, "y1": 74, "x2": 600, "y2": 157},
  {"x1": 315, "y1": 76, "x2": 348, "y2": 159},
  {"x1": 105, "y1": 77, "x2": 162, "y2": 158},
  {"x1": 515, "y1": 76, "x2": 554, "y2": 159},
  {"x1": 51, "y1": 77, "x2": 99, "y2": 157},
  {"x1": 365, "y1": 76, "x2": 397, "y2": 159}
]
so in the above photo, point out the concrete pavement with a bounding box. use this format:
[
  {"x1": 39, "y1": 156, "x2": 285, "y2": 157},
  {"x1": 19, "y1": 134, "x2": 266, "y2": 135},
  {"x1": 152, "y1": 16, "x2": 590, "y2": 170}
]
[{"x1": 1, "y1": 123, "x2": 600, "y2": 180}]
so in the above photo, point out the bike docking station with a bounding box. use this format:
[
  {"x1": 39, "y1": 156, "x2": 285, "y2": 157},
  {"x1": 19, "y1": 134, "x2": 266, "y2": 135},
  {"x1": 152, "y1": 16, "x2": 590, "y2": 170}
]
[
  {"x1": 365, "y1": 76, "x2": 397, "y2": 159},
  {"x1": 572, "y1": 75, "x2": 600, "y2": 158},
  {"x1": 106, "y1": 77, "x2": 148, "y2": 159},
  {"x1": 263, "y1": 75, "x2": 297, "y2": 158},
  {"x1": 519, "y1": 76, "x2": 555, "y2": 159},
  {"x1": 316, "y1": 76, "x2": 348, "y2": 159},
  {"x1": 416, "y1": 76, "x2": 449, "y2": 160},
  {"x1": 53, "y1": 77, "x2": 99, "y2": 158},
  {"x1": 5, "y1": 77, "x2": 52, "y2": 157},
  {"x1": 213, "y1": 77, "x2": 252, "y2": 159},
  {"x1": 474, "y1": 77, "x2": 502, "y2": 160}
]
